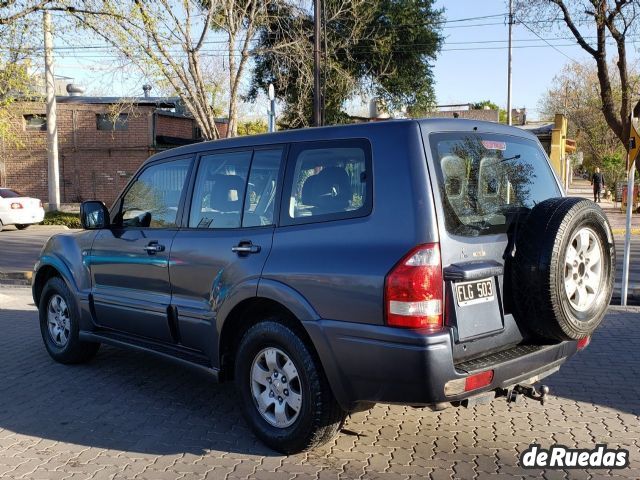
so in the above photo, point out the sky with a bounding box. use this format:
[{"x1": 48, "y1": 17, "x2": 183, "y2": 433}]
[
  {"x1": 47, "y1": 0, "x2": 634, "y2": 122},
  {"x1": 432, "y1": 0, "x2": 600, "y2": 120}
]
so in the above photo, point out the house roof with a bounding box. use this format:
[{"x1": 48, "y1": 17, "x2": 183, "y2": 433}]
[{"x1": 54, "y1": 96, "x2": 179, "y2": 108}]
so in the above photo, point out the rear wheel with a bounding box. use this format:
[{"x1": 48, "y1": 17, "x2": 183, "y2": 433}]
[
  {"x1": 235, "y1": 320, "x2": 346, "y2": 454},
  {"x1": 39, "y1": 277, "x2": 100, "y2": 364},
  {"x1": 15, "y1": 224, "x2": 29, "y2": 230}
]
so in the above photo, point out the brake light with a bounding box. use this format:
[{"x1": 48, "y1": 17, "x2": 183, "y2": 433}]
[
  {"x1": 39, "y1": 200, "x2": 43, "y2": 208},
  {"x1": 577, "y1": 336, "x2": 590, "y2": 350},
  {"x1": 385, "y1": 243, "x2": 443, "y2": 329},
  {"x1": 10, "y1": 202, "x2": 23, "y2": 209}
]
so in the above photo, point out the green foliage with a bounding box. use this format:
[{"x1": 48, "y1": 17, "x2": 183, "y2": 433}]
[
  {"x1": 249, "y1": 0, "x2": 443, "y2": 128},
  {"x1": 601, "y1": 154, "x2": 627, "y2": 188},
  {"x1": 43, "y1": 211, "x2": 82, "y2": 229},
  {"x1": 237, "y1": 120, "x2": 268, "y2": 136},
  {"x1": 0, "y1": 21, "x2": 36, "y2": 146}
]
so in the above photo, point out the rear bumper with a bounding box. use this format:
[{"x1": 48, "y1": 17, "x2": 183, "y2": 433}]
[
  {"x1": 304, "y1": 319, "x2": 578, "y2": 410},
  {"x1": 0, "y1": 208, "x2": 45, "y2": 225}
]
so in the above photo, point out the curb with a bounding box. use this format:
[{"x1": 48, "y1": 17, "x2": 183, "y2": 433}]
[
  {"x1": 611, "y1": 228, "x2": 640, "y2": 235},
  {"x1": 0, "y1": 271, "x2": 32, "y2": 287}
]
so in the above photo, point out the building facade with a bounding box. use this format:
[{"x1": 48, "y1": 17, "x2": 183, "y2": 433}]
[{"x1": 0, "y1": 96, "x2": 227, "y2": 205}]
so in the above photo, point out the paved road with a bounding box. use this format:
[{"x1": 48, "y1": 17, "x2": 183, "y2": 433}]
[
  {"x1": 0, "y1": 287, "x2": 638, "y2": 479},
  {"x1": 0, "y1": 226, "x2": 76, "y2": 272}
]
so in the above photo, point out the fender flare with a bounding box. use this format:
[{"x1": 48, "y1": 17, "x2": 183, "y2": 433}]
[{"x1": 32, "y1": 255, "x2": 81, "y2": 305}]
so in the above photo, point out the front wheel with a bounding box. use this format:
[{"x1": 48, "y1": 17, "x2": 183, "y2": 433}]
[
  {"x1": 39, "y1": 277, "x2": 100, "y2": 364},
  {"x1": 15, "y1": 224, "x2": 29, "y2": 230},
  {"x1": 235, "y1": 320, "x2": 346, "y2": 454}
]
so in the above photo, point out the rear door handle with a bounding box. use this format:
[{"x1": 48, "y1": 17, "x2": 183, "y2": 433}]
[
  {"x1": 232, "y1": 241, "x2": 261, "y2": 255},
  {"x1": 143, "y1": 242, "x2": 165, "y2": 254}
]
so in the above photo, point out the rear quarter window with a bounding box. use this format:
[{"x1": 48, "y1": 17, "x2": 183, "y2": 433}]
[
  {"x1": 429, "y1": 132, "x2": 561, "y2": 237},
  {"x1": 281, "y1": 139, "x2": 372, "y2": 226}
]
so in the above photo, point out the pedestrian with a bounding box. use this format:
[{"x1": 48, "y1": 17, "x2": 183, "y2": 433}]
[{"x1": 591, "y1": 167, "x2": 605, "y2": 203}]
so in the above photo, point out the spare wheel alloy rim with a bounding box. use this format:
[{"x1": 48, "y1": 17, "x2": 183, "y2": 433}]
[
  {"x1": 250, "y1": 347, "x2": 303, "y2": 428},
  {"x1": 563, "y1": 227, "x2": 604, "y2": 312},
  {"x1": 47, "y1": 294, "x2": 71, "y2": 347}
]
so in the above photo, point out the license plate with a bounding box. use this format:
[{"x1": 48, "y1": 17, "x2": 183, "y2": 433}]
[{"x1": 455, "y1": 278, "x2": 494, "y2": 307}]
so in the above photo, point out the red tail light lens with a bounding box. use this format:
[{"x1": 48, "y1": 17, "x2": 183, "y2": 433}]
[
  {"x1": 39, "y1": 200, "x2": 43, "y2": 208},
  {"x1": 464, "y1": 370, "x2": 494, "y2": 392},
  {"x1": 577, "y1": 336, "x2": 590, "y2": 350},
  {"x1": 10, "y1": 202, "x2": 23, "y2": 209},
  {"x1": 385, "y1": 243, "x2": 443, "y2": 329}
]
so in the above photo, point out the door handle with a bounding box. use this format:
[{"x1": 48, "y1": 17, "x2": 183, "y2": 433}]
[
  {"x1": 143, "y1": 242, "x2": 165, "y2": 254},
  {"x1": 231, "y1": 241, "x2": 261, "y2": 255}
]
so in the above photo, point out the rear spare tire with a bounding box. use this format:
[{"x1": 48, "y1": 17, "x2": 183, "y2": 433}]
[{"x1": 512, "y1": 197, "x2": 614, "y2": 341}]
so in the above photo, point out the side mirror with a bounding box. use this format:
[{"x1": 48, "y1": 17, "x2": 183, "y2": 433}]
[{"x1": 80, "y1": 201, "x2": 110, "y2": 229}]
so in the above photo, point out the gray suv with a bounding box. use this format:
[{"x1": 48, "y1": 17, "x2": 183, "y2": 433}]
[{"x1": 33, "y1": 119, "x2": 614, "y2": 453}]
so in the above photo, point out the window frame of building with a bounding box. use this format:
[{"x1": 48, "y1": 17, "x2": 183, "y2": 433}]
[
  {"x1": 23, "y1": 114, "x2": 47, "y2": 132},
  {"x1": 96, "y1": 113, "x2": 129, "y2": 131}
]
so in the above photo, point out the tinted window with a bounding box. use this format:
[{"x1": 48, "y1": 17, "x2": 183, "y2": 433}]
[
  {"x1": 121, "y1": 158, "x2": 191, "y2": 228},
  {"x1": 243, "y1": 149, "x2": 283, "y2": 227},
  {"x1": 97, "y1": 113, "x2": 129, "y2": 131},
  {"x1": 189, "y1": 151, "x2": 251, "y2": 228},
  {"x1": 24, "y1": 114, "x2": 46, "y2": 131},
  {"x1": 285, "y1": 142, "x2": 370, "y2": 223},
  {"x1": 0, "y1": 189, "x2": 23, "y2": 198},
  {"x1": 429, "y1": 133, "x2": 561, "y2": 237}
]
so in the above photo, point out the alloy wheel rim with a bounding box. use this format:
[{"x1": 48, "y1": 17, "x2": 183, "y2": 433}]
[
  {"x1": 250, "y1": 347, "x2": 303, "y2": 429},
  {"x1": 564, "y1": 227, "x2": 603, "y2": 312},
  {"x1": 47, "y1": 294, "x2": 71, "y2": 347}
]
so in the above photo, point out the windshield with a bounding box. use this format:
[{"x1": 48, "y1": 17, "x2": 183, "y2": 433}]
[
  {"x1": 0, "y1": 189, "x2": 24, "y2": 198},
  {"x1": 429, "y1": 132, "x2": 561, "y2": 237}
]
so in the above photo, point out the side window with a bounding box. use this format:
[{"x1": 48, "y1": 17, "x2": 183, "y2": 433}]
[
  {"x1": 189, "y1": 151, "x2": 251, "y2": 228},
  {"x1": 285, "y1": 141, "x2": 371, "y2": 224},
  {"x1": 121, "y1": 158, "x2": 191, "y2": 228},
  {"x1": 243, "y1": 149, "x2": 283, "y2": 227}
]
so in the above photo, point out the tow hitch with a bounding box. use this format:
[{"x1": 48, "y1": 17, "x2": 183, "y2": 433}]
[{"x1": 502, "y1": 384, "x2": 550, "y2": 405}]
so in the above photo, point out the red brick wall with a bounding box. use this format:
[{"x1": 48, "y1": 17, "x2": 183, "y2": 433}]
[
  {"x1": 156, "y1": 114, "x2": 195, "y2": 139},
  {"x1": 1, "y1": 102, "x2": 200, "y2": 205}
]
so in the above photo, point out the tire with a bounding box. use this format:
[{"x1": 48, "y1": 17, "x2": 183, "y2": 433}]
[
  {"x1": 512, "y1": 197, "x2": 615, "y2": 341},
  {"x1": 39, "y1": 277, "x2": 100, "y2": 364},
  {"x1": 15, "y1": 224, "x2": 29, "y2": 230},
  {"x1": 235, "y1": 320, "x2": 347, "y2": 454}
]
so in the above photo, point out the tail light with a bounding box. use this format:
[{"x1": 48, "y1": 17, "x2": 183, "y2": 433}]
[
  {"x1": 39, "y1": 200, "x2": 43, "y2": 208},
  {"x1": 10, "y1": 202, "x2": 23, "y2": 209},
  {"x1": 385, "y1": 243, "x2": 443, "y2": 329},
  {"x1": 577, "y1": 336, "x2": 590, "y2": 350}
]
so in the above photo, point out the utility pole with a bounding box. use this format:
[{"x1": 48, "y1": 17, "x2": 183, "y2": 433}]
[
  {"x1": 313, "y1": 0, "x2": 322, "y2": 127},
  {"x1": 507, "y1": 0, "x2": 513, "y2": 126},
  {"x1": 44, "y1": 10, "x2": 60, "y2": 211}
]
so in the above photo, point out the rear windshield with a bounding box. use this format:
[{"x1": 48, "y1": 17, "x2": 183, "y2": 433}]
[
  {"x1": 0, "y1": 189, "x2": 23, "y2": 198},
  {"x1": 429, "y1": 132, "x2": 561, "y2": 237}
]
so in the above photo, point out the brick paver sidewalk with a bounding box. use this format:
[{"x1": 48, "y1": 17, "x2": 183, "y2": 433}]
[{"x1": 0, "y1": 287, "x2": 638, "y2": 479}]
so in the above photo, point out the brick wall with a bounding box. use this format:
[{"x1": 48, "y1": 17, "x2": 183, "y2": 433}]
[
  {"x1": 156, "y1": 113, "x2": 195, "y2": 139},
  {"x1": 422, "y1": 109, "x2": 500, "y2": 122},
  {"x1": 1, "y1": 102, "x2": 197, "y2": 205}
]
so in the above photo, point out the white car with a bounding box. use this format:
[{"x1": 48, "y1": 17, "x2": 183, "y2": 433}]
[{"x1": 0, "y1": 188, "x2": 45, "y2": 230}]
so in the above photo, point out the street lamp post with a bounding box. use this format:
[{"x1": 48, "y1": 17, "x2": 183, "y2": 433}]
[{"x1": 268, "y1": 83, "x2": 276, "y2": 133}]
